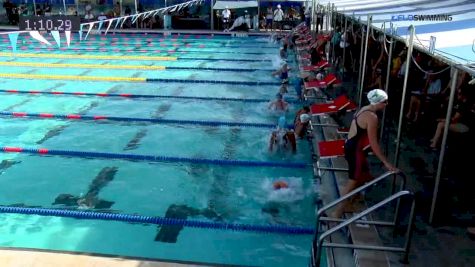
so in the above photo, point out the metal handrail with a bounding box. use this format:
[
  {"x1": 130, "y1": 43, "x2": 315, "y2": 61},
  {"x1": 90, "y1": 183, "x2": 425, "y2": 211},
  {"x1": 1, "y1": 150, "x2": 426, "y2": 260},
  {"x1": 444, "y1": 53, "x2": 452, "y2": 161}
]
[
  {"x1": 312, "y1": 190, "x2": 416, "y2": 266},
  {"x1": 310, "y1": 170, "x2": 406, "y2": 266},
  {"x1": 315, "y1": 170, "x2": 405, "y2": 227}
]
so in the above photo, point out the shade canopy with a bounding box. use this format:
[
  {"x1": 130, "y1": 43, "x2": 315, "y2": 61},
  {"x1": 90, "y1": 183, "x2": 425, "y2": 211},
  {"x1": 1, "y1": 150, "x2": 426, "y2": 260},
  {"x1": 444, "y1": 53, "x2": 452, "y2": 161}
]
[
  {"x1": 213, "y1": 0, "x2": 258, "y2": 10},
  {"x1": 322, "y1": 0, "x2": 475, "y2": 69}
]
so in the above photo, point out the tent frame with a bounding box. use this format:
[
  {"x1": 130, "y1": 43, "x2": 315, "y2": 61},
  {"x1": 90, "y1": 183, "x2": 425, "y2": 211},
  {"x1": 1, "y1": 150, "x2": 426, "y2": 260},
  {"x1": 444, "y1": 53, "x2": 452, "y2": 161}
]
[{"x1": 330, "y1": 6, "x2": 474, "y2": 224}]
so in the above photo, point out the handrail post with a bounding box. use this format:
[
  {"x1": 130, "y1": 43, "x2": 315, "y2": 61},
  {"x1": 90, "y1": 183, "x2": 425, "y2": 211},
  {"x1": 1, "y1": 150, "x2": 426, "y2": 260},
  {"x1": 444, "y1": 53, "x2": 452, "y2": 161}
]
[
  {"x1": 315, "y1": 191, "x2": 414, "y2": 266},
  {"x1": 401, "y1": 198, "x2": 416, "y2": 264},
  {"x1": 313, "y1": 170, "x2": 406, "y2": 264}
]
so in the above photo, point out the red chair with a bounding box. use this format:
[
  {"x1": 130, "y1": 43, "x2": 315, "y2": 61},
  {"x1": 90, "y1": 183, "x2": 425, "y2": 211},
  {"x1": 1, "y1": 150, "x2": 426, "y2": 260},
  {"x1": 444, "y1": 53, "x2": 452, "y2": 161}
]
[
  {"x1": 310, "y1": 95, "x2": 357, "y2": 116},
  {"x1": 301, "y1": 60, "x2": 329, "y2": 72},
  {"x1": 304, "y1": 73, "x2": 342, "y2": 91},
  {"x1": 314, "y1": 137, "x2": 370, "y2": 176}
]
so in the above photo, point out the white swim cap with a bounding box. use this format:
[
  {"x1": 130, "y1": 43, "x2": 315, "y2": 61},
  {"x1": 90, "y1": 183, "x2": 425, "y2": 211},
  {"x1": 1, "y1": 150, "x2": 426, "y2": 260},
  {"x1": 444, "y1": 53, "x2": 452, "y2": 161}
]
[
  {"x1": 367, "y1": 89, "x2": 388, "y2": 105},
  {"x1": 316, "y1": 73, "x2": 324, "y2": 80},
  {"x1": 300, "y1": 113, "x2": 311, "y2": 123},
  {"x1": 277, "y1": 4, "x2": 281, "y2": 8}
]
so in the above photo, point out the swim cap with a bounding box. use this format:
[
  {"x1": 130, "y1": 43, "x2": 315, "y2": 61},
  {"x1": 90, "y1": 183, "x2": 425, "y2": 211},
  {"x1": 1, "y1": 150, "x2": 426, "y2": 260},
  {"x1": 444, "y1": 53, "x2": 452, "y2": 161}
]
[
  {"x1": 316, "y1": 73, "x2": 324, "y2": 80},
  {"x1": 367, "y1": 89, "x2": 388, "y2": 104},
  {"x1": 278, "y1": 116, "x2": 286, "y2": 129},
  {"x1": 273, "y1": 180, "x2": 288, "y2": 190},
  {"x1": 300, "y1": 113, "x2": 311, "y2": 123}
]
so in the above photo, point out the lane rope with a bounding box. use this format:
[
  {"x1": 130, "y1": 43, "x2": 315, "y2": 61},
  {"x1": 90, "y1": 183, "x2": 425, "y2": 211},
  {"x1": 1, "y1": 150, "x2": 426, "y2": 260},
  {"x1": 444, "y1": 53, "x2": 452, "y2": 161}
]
[
  {"x1": 0, "y1": 61, "x2": 273, "y2": 72},
  {"x1": 0, "y1": 52, "x2": 176, "y2": 61},
  {"x1": 0, "y1": 89, "x2": 300, "y2": 103},
  {"x1": 0, "y1": 111, "x2": 277, "y2": 129},
  {"x1": 0, "y1": 52, "x2": 270, "y2": 62},
  {"x1": 0, "y1": 146, "x2": 308, "y2": 169},
  {"x1": 0, "y1": 73, "x2": 281, "y2": 85},
  {"x1": 0, "y1": 206, "x2": 314, "y2": 235}
]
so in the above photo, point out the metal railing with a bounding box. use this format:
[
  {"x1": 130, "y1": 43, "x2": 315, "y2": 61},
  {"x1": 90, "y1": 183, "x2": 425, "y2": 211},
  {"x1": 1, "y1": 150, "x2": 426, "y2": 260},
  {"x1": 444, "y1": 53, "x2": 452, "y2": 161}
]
[{"x1": 310, "y1": 171, "x2": 415, "y2": 266}]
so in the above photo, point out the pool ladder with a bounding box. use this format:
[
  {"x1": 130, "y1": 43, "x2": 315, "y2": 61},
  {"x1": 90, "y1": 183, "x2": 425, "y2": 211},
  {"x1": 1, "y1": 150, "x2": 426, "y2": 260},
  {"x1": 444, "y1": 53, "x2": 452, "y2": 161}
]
[{"x1": 310, "y1": 171, "x2": 416, "y2": 267}]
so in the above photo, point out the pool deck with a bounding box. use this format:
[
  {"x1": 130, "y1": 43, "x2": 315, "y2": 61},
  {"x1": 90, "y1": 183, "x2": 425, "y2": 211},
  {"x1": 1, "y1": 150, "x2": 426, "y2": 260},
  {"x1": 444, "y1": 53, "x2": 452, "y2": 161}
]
[{"x1": 0, "y1": 248, "x2": 210, "y2": 267}]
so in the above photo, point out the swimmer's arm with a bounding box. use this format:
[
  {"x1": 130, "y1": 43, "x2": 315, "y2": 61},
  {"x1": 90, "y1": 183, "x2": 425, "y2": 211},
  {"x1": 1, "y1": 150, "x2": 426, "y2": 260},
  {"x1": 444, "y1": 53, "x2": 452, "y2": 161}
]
[
  {"x1": 269, "y1": 132, "x2": 276, "y2": 151},
  {"x1": 366, "y1": 114, "x2": 395, "y2": 170}
]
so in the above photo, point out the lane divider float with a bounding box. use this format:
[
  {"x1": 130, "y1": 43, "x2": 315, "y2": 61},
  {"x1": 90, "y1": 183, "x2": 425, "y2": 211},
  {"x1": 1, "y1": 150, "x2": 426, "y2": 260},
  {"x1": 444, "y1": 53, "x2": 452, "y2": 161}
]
[
  {"x1": 0, "y1": 111, "x2": 277, "y2": 129},
  {"x1": 0, "y1": 206, "x2": 314, "y2": 235},
  {"x1": 0, "y1": 146, "x2": 308, "y2": 169},
  {"x1": 0, "y1": 89, "x2": 302, "y2": 103},
  {"x1": 0, "y1": 73, "x2": 281, "y2": 85}
]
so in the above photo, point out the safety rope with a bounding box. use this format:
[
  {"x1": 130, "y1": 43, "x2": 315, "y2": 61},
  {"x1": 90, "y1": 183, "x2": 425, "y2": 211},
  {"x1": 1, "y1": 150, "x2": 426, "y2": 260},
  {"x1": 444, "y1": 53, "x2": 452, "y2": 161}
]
[
  {"x1": 0, "y1": 206, "x2": 314, "y2": 235},
  {"x1": 0, "y1": 146, "x2": 308, "y2": 169},
  {"x1": 0, "y1": 89, "x2": 299, "y2": 103},
  {"x1": 410, "y1": 52, "x2": 451, "y2": 75},
  {"x1": 0, "y1": 111, "x2": 277, "y2": 129}
]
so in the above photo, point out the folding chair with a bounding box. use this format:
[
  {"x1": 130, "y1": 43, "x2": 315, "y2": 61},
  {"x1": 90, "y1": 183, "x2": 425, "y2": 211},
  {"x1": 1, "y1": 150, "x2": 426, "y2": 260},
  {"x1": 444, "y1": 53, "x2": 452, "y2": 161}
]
[
  {"x1": 313, "y1": 137, "x2": 370, "y2": 179},
  {"x1": 295, "y1": 35, "x2": 312, "y2": 46},
  {"x1": 300, "y1": 61, "x2": 330, "y2": 73},
  {"x1": 310, "y1": 94, "x2": 357, "y2": 117},
  {"x1": 304, "y1": 73, "x2": 342, "y2": 91}
]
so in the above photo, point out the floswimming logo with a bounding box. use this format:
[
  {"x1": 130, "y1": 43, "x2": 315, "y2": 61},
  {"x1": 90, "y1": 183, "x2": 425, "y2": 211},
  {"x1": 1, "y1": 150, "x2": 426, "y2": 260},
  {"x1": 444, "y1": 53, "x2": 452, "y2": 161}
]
[{"x1": 391, "y1": 14, "x2": 453, "y2": 21}]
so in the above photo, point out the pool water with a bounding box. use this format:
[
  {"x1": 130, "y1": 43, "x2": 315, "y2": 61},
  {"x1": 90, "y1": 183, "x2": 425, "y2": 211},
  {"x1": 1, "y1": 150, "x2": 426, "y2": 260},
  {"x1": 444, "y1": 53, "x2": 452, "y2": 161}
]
[{"x1": 0, "y1": 33, "x2": 317, "y2": 266}]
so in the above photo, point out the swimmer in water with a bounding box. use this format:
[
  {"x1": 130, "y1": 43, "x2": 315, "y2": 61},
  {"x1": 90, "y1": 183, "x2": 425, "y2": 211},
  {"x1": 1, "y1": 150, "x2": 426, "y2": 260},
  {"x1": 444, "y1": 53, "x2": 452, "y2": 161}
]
[
  {"x1": 268, "y1": 93, "x2": 289, "y2": 112},
  {"x1": 269, "y1": 116, "x2": 297, "y2": 153},
  {"x1": 273, "y1": 180, "x2": 289, "y2": 190}
]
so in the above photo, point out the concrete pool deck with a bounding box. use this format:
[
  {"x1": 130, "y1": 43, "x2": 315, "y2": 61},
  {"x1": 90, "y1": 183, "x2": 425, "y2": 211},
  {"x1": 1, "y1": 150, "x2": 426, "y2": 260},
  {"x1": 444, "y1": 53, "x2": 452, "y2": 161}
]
[{"x1": 0, "y1": 248, "x2": 212, "y2": 267}]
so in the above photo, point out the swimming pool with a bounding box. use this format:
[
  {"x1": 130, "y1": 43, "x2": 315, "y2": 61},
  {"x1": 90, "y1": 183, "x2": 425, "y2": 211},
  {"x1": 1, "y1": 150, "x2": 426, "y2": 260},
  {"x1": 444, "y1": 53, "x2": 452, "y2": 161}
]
[{"x1": 0, "y1": 33, "x2": 317, "y2": 266}]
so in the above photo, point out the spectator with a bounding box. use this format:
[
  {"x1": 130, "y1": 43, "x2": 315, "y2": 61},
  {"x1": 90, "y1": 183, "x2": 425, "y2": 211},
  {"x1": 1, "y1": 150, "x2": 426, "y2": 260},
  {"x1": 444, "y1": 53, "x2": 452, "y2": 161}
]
[
  {"x1": 430, "y1": 86, "x2": 472, "y2": 149},
  {"x1": 98, "y1": 12, "x2": 108, "y2": 21},
  {"x1": 406, "y1": 71, "x2": 442, "y2": 122},
  {"x1": 222, "y1": 6, "x2": 231, "y2": 31},
  {"x1": 273, "y1": 4, "x2": 284, "y2": 30},
  {"x1": 265, "y1": 5, "x2": 273, "y2": 30}
]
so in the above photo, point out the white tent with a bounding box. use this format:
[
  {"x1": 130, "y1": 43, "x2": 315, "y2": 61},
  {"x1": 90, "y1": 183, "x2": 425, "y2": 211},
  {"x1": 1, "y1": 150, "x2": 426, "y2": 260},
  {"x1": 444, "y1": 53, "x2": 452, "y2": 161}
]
[
  {"x1": 320, "y1": 0, "x2": 475, "y2": 65},
  {"x1": 213, "y1": 0, "x2": 258, "y2": 10}
]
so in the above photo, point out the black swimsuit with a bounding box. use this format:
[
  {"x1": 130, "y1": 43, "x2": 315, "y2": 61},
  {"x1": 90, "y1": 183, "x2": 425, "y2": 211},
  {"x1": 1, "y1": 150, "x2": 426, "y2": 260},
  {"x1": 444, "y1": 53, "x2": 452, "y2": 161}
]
[{"x1": 344, "y1": 110, "x2": 373, "y2": 182}]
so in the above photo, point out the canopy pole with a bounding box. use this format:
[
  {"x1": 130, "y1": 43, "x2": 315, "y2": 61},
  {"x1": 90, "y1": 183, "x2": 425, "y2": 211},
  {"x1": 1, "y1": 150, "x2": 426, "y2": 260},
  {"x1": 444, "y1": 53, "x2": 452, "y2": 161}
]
[
  {"x1": 342, "y1": 16, "x2": 347, "y2": 73},
  {"x1": 33, "y1": 0, "x2": 37, "y2": 16},
  {"x1": 356, "y1": 16, "x2": 364, "y2": 103},
  {"x1": 63, "y1": 0, "x2": 66, "y2": 14},
  {"x1": 393, "y1": 25, "x2": 415, "y2": 168},
  {"x1": 380, "y1": 34, "x2": 393, "y2": 142},
  {"x1": 210, "y1": 0, "x2": 214, "y2": 30},
  {"x1": 257, "y1": 0, "x2": 260, "y2": 30},
  {"x1": 430, "y1": 68, "x2": 459, "y2": 223},
  {"x1": 357, "y1": 15, "x2": 371, "y2": 108},
  {"x1": 330, "y1": 4, "x2": 335, "y2": 64},
  {"x1": 135, "y1": 0, "x2": 138, "y2": 29}
]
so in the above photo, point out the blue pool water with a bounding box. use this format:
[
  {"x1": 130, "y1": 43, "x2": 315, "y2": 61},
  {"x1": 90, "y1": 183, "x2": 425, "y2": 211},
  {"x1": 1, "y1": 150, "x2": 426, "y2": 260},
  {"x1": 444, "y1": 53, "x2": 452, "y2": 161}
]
[{"x1": 0, "y1": 33, "x2": 317, "y2": 266}]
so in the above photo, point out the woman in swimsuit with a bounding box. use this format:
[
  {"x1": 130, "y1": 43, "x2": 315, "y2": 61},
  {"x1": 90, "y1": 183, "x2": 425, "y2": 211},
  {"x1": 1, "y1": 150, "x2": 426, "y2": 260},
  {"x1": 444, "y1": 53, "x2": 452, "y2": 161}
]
[{"x1": 333, "y1": 89, "x2": 398, "y2": 218}]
